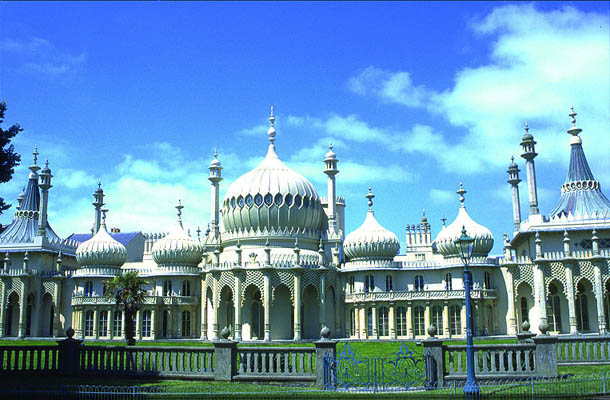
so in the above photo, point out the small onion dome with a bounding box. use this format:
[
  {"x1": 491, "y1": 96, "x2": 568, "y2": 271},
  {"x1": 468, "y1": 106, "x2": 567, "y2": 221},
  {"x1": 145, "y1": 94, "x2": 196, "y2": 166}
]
[
  {"x1": 434, "y1": 183, "x2": 494, "y2": 258},
  {"x1": 76, "y1": 215, "x2": 126, "y2": 267},
  {"x1": 325, "y1": 142, "x2": 337, "y2": 160},
  {"x1": 209, "y1": 150, "x2": 221, "y2": 168},
  {"x1": 522, "y1": 122, "x2": 533, "y2": 141},
  {"x1": 343, "y1": 187, "x2": 400, "y2": 261},
  {"x1": 152, "y1": 201, "x2": 203, "y2": 267}
]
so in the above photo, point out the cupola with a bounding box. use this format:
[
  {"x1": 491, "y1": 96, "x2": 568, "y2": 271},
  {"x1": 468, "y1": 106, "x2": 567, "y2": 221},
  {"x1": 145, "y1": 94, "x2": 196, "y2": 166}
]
[{"x1": 75, "y1": 210, "x2": 127, "y2": 267}]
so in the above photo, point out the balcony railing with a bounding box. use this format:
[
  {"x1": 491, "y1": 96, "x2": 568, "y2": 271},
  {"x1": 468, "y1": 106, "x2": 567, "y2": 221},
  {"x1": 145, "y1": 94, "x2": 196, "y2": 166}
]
[
  {"x1": 71, "y1": 295, "x2": 199, "y2": 306},
  {"x1": 344, "y1": 289, "x2": 497, "y2": 303}
]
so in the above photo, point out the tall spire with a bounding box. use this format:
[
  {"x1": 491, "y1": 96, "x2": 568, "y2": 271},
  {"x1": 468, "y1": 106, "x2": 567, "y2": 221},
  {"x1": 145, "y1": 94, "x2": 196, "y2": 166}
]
[
  {"x1": 29, "y1": 146, "x2": 40, "y2": 175},
  {"x1": 101, "y1": 208, "x2": 108, "y2": 229},
  {"x1": 267, "y1": 105, "x2": 276, "y2": 144},
  {"x1": 176, "y1": 199, "x2": 184, "y2": 228},
  {"x1": 457, "y1": 182, "x2": 466, "y2": 206},
  {"x1": 567, "y1": 105, "x2": 582, "y2": 139}
]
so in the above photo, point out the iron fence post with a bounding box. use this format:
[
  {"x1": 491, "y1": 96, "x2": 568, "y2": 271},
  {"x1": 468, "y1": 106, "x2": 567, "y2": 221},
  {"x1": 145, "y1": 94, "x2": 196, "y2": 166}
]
[{"x1": 604, "y1": 371, "x2": 607, "y2": 394}]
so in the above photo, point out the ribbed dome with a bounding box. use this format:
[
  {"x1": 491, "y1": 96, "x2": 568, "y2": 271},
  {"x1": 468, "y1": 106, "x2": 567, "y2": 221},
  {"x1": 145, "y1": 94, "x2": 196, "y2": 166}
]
[
  {"x1": 434, "y1": 183, "x2": 494, "y2": 258},
  {"x1": 152, "y1": 203, "x2": 203, "y2": 267},
  {"x1": 76, "y1": 223, "x2": 127, "y2": 267},
  {"x1": 343, "y1": 188, "x2": 400, "y2": 261},
  {"x1": 221, "y1": 113, "x2": 322, "y2": 238}
]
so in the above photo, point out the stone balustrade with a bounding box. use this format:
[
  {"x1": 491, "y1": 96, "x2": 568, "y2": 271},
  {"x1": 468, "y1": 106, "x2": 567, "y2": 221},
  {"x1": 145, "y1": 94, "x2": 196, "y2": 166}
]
[
  {"x1": 71, "y1": 295, "x2": 199, "y2": 306},
  {"x1": 345, "y1": 289, "x2": 497, "y2": 303},
  {"x1": 556, "y1": 336, "x2": 610, "y2": 366},
  {"x1": 445, "y1": 343, "x2": 536, "y2": 380},
  {"x1": 0, "y1": 345, "x2": 59, "y2": 374},
  {"x1": 236, "y1": 346, "x2": 315, "y2": 381}
]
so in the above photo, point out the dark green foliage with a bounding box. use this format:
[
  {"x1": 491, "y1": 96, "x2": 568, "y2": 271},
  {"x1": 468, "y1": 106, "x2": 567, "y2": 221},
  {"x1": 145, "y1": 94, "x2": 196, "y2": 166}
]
[
  {"x1": 105, "y1": 271, "x2": 148, "y2": 346},
  {"x1": 0, "y1": 101, "x2": 22, "y2": 214}
]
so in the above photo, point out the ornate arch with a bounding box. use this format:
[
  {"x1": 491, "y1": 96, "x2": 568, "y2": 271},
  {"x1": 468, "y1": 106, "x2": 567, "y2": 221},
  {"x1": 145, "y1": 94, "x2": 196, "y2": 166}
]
[
  {"x1": 302, "y1": 283, "x2": 319, "y2": 300},
  {"x1": 272, "y1": 283, "x2": 291, "y2": 304},
  {"x1": 545, "y1": 278, "x2": 565, "y2": 298}
]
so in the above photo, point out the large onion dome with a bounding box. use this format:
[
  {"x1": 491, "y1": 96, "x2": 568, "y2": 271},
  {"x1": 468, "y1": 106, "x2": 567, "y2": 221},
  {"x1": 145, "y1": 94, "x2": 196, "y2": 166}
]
[
  {"x1": 76, "y1": 213, "x2": 127, "y2": 267},
  {"x1": 152, "y1": 201, "x2": 203, "y2": 267},
  {"x1": 221, "y1": 107, "x2": 323, "y2": 237},
  {"x1": 434, "y1": 183, "x2": 494, "y2": 258},
  {"x1": 344, "y1": 187, "x2": 400, "y2": 261}
]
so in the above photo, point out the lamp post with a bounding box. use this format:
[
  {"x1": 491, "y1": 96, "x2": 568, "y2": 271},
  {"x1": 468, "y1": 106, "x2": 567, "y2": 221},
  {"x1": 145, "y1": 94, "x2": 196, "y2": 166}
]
[{"x1": 455, "y1": 226, "x2": 480, "y2": 398}]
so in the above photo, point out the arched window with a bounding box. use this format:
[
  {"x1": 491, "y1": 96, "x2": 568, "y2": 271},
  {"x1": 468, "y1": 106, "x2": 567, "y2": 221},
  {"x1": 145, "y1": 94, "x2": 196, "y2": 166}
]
[
  {"x1": 350, "y1": 309, "x2": 356, "y2": 336},
  {"x1": 84, "y1": 281, "x2": 94, "y2": 297},
  {"x1": 385, "y1": 275, "x2": 393, "y2": 292},
  {"x1": 484, "y1": 272, "x2": 492, "y2": 289},
  {"x1": 575, "y1": 282, "x2": 590, "y2": 332},
  {"x1": 367, "y1": 308, "x2": 373, "y2": 336},
  {"x1": 182, "y1": 280, "x2": 191, "y2": 296},
  {"x1": 396, "y1": 307, "x2": 407, "y2": 336},
  {"x1": 450, "y1": 305, "x2": 462, "y2": 335},
  {"x1": 99, "y1": 310, "x2": 108, "y2": 337},
  {"x1": 520, "y1": 297, "x2": 529, "y2": 325},
  {"x1": 378, "y1": 307, "x2": 389, "y2": 336},
  {"x1": 142, "y1": 310, "x2": 151, "y2": 338},
  {"x1": 251, "y1": 290, "x2": 263, "y2": 339},
  {"x1": 414, "y1": 275, "x2": 424, "y2": 292},
  {"x1": 413, "y1": 306, "x2": 425, "y2": 336},
  {"x1": 432, "y1": 305, "x2": 443, "y2": 334},
  {"x1": 113, "y1": 311, "x2": 122, "y2": 337},
  {"x1": 85, "y1": 310, "x2": 94, "y2": 337},
  {"x1": 181, "y1": 311, "x2": 191, "y2": 337},
  {"x1": 364, "y1": 275, "x2": 375, "y2": 293},
  {"x1": 163, "y1": 280, "x2": 173, "y2": 296},
  {"x1": 445, "y1": 273, "x2": 452, "y2": 291},
  {"x1": 546, "y1": 283, "x2": 562, "y2": 332}
]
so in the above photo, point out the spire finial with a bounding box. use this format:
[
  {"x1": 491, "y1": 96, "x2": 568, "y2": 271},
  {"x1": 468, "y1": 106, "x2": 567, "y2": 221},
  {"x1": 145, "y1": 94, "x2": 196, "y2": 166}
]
[
  {"x1": 329, "y1": 141, "x2": 333, "y2": 150},
  {"x1": 570, "y1": 105, "x2": 576, "y2": 125},
  {"x1": 101, "y1": 208, "x2": 108, "y2": 226},
  {"x1": 441, "y1": 214, "x2": 447, "y2": 227},
  {"x1": 457, "y1": 182, "x2": 466, "y2": 205},
  {"x1": 98, "y1": 180, "x2": 102, "y2": 190},
  {"x1": 33, "y1": 146, "x2": 38, "y2": 165},
  {"x1": 267, "y1": 105, "x2": 276, "y2": 144},
  {"x1": 176, "y1": 199, "x2": 184, "y2": 222},
  {"x1": 421, "y1": 209, "x2": 427, "y2": 223},
  {"x1": 568, "y1": 105, "x2": 582, "y2": 138},
  {"x1": 524, "y1": 122, "x2": 529, "y2": 133},
  {"x1": 511, "y1": 155, "x2": 514, "y2": 163},
  {"x1": 365, "y1": 186, "x2": 375, "y2": 210},
  {"x1": 214, "y1": 149, "x2": 218, "y2": 159}
]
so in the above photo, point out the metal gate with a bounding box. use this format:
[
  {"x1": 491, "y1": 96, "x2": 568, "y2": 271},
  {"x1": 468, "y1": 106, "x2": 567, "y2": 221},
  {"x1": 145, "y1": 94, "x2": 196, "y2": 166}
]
[{"x1": 323, "y1": 342, "x2": 426, "y2": 392}]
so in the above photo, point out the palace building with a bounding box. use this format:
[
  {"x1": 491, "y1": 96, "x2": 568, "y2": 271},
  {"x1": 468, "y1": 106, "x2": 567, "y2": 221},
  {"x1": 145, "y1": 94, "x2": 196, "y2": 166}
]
[{"x1": 0, "y1": 106, "x2": 607, "y2": 341}]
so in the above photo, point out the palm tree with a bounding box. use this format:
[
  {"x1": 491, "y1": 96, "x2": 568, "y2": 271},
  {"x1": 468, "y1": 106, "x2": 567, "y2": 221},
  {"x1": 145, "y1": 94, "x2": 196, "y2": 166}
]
[{"x1": 105, "y1": 271, "x2": 148, "y2": 346}]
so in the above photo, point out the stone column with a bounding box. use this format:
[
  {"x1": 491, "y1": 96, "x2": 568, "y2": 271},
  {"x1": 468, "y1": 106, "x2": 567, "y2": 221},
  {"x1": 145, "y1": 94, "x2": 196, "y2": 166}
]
[
  {"x1": 151, "y1": 308, "x2": 157, "y2": 339},
  {"x1": 263, "y1": 272, "x2": 271, "y2": 341},
  {"x1": 201, "y1": 279, "x2": 207, "y2": 340},
  {"x1": 319, "y1": 273, "x2": 326, "y2": 331},
  {"x1": 503, "y1": 267, "x2": 517, "y2": 335},
  {"x1": 389, "y1": 303, "x2": 396, "y2": 339},
  {"x1": 407, "y1": 302, "x2": 414, "y2": 338},
  {"x1": 212, "y1": 275, "x2": 219, "y2": 340},
  {"x1": 0, "y1": 281, "x2": 6, "y2": 337},
  {"x1": 424, "y1": 302, "x2": 431, "y2": 338},
  {"x1": 359, "y1": 305, "x2": 366, "y2": 338},
  {"x1": 353, "y1": 305, "x2": 359, "y2": 338},
  {"x1": 53, "y1": 281, "x2": 62, "y2": 337},
  {"x1": 461, "y1": 302, "x2": 467, "y2": 337},
  {"x1": 93, "y1": 309, "x2": 99, "y2": 339},
  {"x1": 565, "y1": 264, "x2": 578, "y2": 334},
  {"x1": 371, "y1": 303, "x2": 378, "y2": 338},
  {"x1": 135, "y1": 310, "x2": 142, "y2": 340},
  {"x1": 443, "y1": 301, "x2": 450, "y2": 337},
  {"x1": 594, "y1": 262, "x2": 606, "y2": 334},
  {"x1": 293, "y1": 273, "x2": 302, "y2": 341},
  {"x1": 18, "y1": 279, "x2": 28, "y2": 338},
  {"x1": 109, "y1": 310, "x2": 114, "y2": 340},
  {"x1": 80, "y1": 309, "x2": 86, "y2": 339},
  {"x1": 533, "y1": 263, "x2": 548, "y2": 331},
  {"x1": 234, "y1": 275, "x2": 242, "y2": 341}
]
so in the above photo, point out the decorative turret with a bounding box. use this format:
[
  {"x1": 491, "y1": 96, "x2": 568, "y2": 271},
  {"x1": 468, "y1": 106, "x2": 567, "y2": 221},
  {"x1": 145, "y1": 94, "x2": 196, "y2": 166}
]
[
  {"x1": 324, "y1": 142, "x2": 339, "y2": 233},
  {"x1": 16, "y1": 186, "x2": 25, "y2": 210},
  {"x1": 92, "y1": 181, "x2": 105, "y2": 234},
  {"x1": 434, "y1": 183, "x2": 494, "y2": 259},
  {"x1": 76, "y1": 209, "x2": 127, "y2": 268},
  {"x1": 520, "y1": 123, "x2": 540, "y2": 215},
  {"x1": 152, "y1": 201, "x2": 204, "y2": 267},
  {"x1": 406, "y1": 209, "x2": 432, "y2": 252},
  {"x1": 549, "y1": 107, "x2": 610, "y2": 219},
  {"x1": 208, "y1": 150, "x2": 223, "y2": 241},
  {"x1": 344, "y1": 187, "x2": 400, "y2": 262},
  {"x1": 37, "y1": 160, "x2": 52, "y2": 237},
  {"x1": 507, "y1": 156, "x2": 522, "y2": 232}
]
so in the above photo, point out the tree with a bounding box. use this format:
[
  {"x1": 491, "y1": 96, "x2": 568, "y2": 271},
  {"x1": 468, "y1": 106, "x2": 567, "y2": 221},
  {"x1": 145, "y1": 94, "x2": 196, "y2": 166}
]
[
  {"x1": 0, "y1": 101, "x2": 22, "y2": 214},
  {"x1": 105, "y1": 271, "x2": 148, "y2": 345}
]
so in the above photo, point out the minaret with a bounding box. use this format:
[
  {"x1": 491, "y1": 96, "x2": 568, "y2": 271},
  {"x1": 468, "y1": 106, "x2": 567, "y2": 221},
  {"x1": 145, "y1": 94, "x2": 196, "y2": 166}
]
[
  {"x1": 208, "y1": 150, "x2": 223, "y2": 241},
  {"x1": 37, "y1": 160, "x2": 53, "y2": 237},
  {"x1": 92, "y1": 181, "x2": 105, "y2": 234},
  {"x1": 520, "y1": 122, "x2": 540, "y2": 215},
  {"x1": 507, "y1": 156, "x2": 522, "y2": 232},
  {"x1": 324, "y1": 141, "x2": 339, "y2": 233},
  {"x1": 16, "y1": 186, "x2": 25, "y2": 210}
]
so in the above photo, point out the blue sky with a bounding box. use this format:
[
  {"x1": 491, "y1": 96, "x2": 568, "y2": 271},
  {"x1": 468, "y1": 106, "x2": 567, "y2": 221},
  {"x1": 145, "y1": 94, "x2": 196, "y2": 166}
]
[{"x1": 0, "y1": 2, "x2": 608, "y2": 253}]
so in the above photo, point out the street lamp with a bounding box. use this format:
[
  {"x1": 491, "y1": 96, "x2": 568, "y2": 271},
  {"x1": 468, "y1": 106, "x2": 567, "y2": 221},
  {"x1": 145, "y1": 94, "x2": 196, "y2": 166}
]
[{"x1": 455, "y1": 226, "x2": 480, "y2": 398}]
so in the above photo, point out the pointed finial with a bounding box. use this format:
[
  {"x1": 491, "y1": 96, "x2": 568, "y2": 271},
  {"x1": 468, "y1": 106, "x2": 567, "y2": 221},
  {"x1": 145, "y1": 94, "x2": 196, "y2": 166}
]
[
  {"x1": 294, "y1": 237, "x2": 300, "y2": 250},
  {"x1": 98, "y1": 180, "x2": 102, "y2": 189},
  {"x1": 421, "y1": 209, "x2": 428, "y2": 223},
  {"x1": 329, "y1": 141, "x2": 333, "y2": 150},
  {"x1": 568, "y1": 105, "x2": 582, "y2": 138},
  {"x1": 570, "y1": 105, "x2": 576, "y2": 125},
  {"x1": 101, "y1": 208, "x2": 108, "y2": 226},
  {"x1": 33, "y1": 146, "x2": 39, "y2": 165},
  {"x1": 511, "y1": 155, "x2": 514, "y2": 163},
  {"x1": 457, "y1": 182, "x2": 466, "y2": 205},
  {"x1": 365, "y1": 186, "x2": 375, "y2": 209},
  {"x1": 196, "y1": 226, "x2": 201, "y2": 239},
  {"x1": 267, "y1": 105, "x2": 276, "y2": 144},
  {"x1": 214, "y1": 149, "x2": 218, "y2": 159},
  {"x1": 441, "y1": 214, "x2": 447, "y2": 227},
  {"x1": 524, "y1": 122, "x2": 529, "y2": 133},
  {"x1": 176, "y1": 200, "x2": 184, "y2": 222},
  {"x1": 205, "y1": 223, "x2": 210, "y2": 236}
]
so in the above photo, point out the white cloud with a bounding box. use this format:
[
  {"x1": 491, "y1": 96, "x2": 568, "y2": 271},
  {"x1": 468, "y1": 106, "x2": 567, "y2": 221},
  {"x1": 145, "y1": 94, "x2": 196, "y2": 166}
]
[
  {"x1": 1, "y1": 36, "x2": 86, "y2": 76},
  {"x1": 347, "y1": 4, "x2": 610, "y2": 176},
  {"x1": 429, "y1": 189, "x2": 455, "y2": 205}
]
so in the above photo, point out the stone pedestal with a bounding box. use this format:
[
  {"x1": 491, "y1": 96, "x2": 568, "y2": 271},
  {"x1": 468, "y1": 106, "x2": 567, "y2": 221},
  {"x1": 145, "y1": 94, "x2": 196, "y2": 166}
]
[
  {"x1": 57, "y1": 328, "x2": 83, "y2": 377},
  {"x1": 533, "y1": 334, "x2": 558, "y2": 378},
  {"x1": 314, "y1": 335, "x2": 337, "y2": 388},
  {"x1": 422, "y1": 337, "x2": 444, "y2": 388},
  {"x1": 213, "y1": 338, "x2": 237, "y2": 381}
]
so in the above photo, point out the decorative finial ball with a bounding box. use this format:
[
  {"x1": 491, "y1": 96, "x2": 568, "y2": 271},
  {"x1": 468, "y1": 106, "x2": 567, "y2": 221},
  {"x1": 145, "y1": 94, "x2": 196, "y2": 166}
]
[
  {"x1": 521, "y1": 320, "x2": 530, "y2": 332},
  {"x1": 320, "y1": 326, "x2": 331, "y2": 339},
  {"x1": 220, "y1": 326, "x2": 230, "y2": 340},
  {"x1": 539, "y1": 321, "x2": 549, "y2": 335},
  {"x1": 427, "y1": 324, "x2": 437, "y2": 337},
  {"x1": 66, "y1": 327, "x2": 75, "y2": 339}
]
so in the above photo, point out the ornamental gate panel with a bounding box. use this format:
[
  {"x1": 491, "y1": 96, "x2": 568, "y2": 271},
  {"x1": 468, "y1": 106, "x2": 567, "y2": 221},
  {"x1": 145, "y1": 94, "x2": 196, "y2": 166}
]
[{"x1": 323, "y1": 342, "x2": 426, "y2": 391}]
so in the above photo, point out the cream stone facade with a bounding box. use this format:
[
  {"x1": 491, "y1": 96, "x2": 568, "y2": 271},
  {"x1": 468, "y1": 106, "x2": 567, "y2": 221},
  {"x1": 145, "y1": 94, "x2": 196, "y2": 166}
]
[{"x1": 0, "y1": 106, "x2": 607, "y2": 341}]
